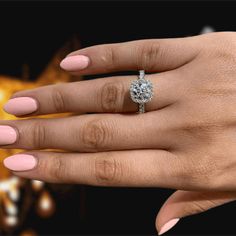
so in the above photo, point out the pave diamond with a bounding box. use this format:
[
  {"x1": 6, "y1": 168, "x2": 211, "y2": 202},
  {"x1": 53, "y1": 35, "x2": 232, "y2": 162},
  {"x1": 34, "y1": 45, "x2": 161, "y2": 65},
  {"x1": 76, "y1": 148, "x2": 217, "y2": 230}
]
[{"x1": 130, "y1": 78, "x2": 153, "y2": 104}]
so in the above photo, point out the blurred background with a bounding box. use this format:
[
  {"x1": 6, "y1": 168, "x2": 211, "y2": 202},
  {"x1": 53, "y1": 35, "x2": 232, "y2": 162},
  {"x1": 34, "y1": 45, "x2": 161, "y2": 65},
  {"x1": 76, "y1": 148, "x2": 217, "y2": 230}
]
[{"x1": 0, "y1": 1, "x2": 235, "y2": 235}]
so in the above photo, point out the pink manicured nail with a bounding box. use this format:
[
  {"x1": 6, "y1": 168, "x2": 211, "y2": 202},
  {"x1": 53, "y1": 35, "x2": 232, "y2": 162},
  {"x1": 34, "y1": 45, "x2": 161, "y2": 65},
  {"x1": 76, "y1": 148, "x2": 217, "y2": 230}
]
[
  {"x1": 159, "y1": 218, "x2": 180, "y2": 235},
  {"x1": 0, "y1": 125, "x2": 17, "y2": 145},
  {"x1": 3, "y1": 154, "x2": 37, "y2": 171},
  {"x1": 60, "y1": 55, "x2": 90, "y2": 71},
  {"x1": 4, "y1": 97, "x2": 38, "y2": 116}
]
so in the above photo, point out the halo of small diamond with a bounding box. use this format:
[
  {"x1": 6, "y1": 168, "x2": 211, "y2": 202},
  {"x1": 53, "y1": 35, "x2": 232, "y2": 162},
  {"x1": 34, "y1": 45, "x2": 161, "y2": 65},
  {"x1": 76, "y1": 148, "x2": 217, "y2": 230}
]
[{"x1": 130, "y1": 78, "x2": 153, "y2": 104}]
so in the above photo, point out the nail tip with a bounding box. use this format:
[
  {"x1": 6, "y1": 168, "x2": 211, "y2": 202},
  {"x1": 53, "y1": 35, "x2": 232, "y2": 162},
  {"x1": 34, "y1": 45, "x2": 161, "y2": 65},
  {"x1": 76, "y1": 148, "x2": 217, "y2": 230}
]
[
  {"x1": 3, "y1": 97, "x2": 38, "y2": 116},
  {"x1": 3, "y1": 158, "x2": 7, "y2": 166},
  {"x1": 59, "y1": 58, "x2": 67, "y2": 69},
  {"x1": 158, "y1": 218, "x2": 180, "y2": 235},
  {"x1": 0, "y1": 125, "x2": 17, "y2": 145},
  {"x1": 59, "y1": 55, "x2": 90, "y2": 71},
  {"x1": 3, "y1": 102, "x2": 11, "y2": 114},
  {"x1": 3, "y1": 154, "x2": 37, "y2": 171}
]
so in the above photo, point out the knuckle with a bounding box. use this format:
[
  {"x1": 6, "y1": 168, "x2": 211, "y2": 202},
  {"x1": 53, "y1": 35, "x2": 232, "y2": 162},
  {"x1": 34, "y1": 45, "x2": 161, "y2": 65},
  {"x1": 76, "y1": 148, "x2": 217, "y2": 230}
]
[
  {"x1": 100, "y1": 46, "x2": 117, "y2": 71},
  {"x1": 35, "y1": 154, "x2": 49, "y2": 175},
  {"x1": 139, "y1": 41, "x2": 160, "y2": 71},
  {"x1": 31, "y1": 121, "x2": 47, "y2": 149},
  {"x1": 100, "y1": 82, "x2": 124, "y2": 112},
  {"x1": 51, "y1": 157, "x2": 68, "y2": 182},
  {"x1": 36, "y1": 153, "x2": 71, "y2": 183},
  {"x1": 51, "y1": 87, "x2": 67, "y2": 113},
  {"x1": 80, "y1": 118, "x2": 113, "y2": 151},
  {"x1": 94, "y1": 153, "x2": 122, "y2": 185}
]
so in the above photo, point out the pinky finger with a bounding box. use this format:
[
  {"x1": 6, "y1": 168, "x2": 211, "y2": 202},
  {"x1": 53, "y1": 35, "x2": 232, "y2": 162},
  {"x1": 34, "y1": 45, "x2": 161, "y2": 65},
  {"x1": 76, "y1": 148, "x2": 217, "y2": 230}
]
[{"x1": 3, "y1": 149, "x2": 178, "y2": 187}]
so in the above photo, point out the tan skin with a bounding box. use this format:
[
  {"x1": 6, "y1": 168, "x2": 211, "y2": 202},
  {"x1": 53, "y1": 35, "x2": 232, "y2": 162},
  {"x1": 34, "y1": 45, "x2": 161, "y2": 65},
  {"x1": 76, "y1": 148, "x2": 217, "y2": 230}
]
[{"x1": 2, "y1": 31, "x2": 236, "y2": 233}]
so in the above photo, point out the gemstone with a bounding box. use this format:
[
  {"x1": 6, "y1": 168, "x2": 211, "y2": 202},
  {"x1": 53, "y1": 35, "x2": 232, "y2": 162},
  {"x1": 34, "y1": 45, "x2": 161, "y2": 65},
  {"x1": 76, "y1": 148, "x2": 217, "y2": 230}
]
[{"x1": 130, "y1": 78, "x2": 153, "y2": 104}]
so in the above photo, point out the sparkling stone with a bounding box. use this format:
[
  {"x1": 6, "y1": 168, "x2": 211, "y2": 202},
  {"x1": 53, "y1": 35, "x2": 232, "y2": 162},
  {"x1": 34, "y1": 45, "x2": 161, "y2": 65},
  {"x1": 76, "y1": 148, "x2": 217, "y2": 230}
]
[{"x1": 130, "y1": 78, "x2": 153, "y2": 104}]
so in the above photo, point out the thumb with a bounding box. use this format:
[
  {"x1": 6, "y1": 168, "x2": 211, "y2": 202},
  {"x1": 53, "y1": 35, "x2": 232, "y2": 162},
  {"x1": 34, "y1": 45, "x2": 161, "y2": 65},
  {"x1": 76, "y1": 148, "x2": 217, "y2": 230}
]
[{"x1": 156, "y1": 190, "x2": 236, "y2": 235}]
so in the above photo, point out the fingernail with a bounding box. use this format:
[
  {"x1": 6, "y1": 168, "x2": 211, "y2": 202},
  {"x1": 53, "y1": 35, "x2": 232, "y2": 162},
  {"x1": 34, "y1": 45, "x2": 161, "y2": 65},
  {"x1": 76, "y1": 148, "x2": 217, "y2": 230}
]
[
  {"x1": 60, "y1": 55, "x2": 90, "y2": 71},
  {"x1": 3, "y1": 154, "x2": 37, "y2": 171},
  {"x1": 4, "y1": 97, "x2": 38, "y2": 116},
  {"x1": 158, "y1": 218, "x2": 180, "y2": 235},
  {"x1": 0, "y1": 125, "x2": 17, "y2": 145}
]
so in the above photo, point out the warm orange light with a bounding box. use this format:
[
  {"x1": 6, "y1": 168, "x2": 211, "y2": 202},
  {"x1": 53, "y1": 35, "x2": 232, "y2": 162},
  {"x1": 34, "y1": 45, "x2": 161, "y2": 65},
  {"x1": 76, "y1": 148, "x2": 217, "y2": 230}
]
[
  {"x1": 20, "y1": 229, "x2": 37, "y2": 236},
  {"x1": 32, "y1": 180, "x2": 44, "y2": 192},
  {"x1": 36, "y1": 190, "x2": 55, "y2": 217},
  {"x1": 4, "y1": 215, "x2": 18, "y2": 227},
  {"x1": 0, "y1": 38, "x2": 81, "y2": 233}
]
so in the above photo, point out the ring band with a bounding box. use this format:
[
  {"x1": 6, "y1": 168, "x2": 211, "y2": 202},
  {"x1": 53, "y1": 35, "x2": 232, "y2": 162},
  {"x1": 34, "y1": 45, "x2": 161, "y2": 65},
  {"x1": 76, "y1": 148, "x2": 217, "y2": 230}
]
[{"x1": 129, "y1": 70, "x2": 154, "y2": 113}]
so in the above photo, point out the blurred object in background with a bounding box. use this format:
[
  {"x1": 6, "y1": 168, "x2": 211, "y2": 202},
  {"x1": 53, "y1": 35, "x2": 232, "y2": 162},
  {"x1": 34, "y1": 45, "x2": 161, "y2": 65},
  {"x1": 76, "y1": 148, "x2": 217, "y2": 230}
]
[
  {"x1": 200, "y1": 25, "x2": 215, "y2": 34},
  {"x1": 20, "y1": 229, "x2": 37, "y2": 236},
  {"x1": 0, "y1": 37, "x2": 81, "y2": 235}
]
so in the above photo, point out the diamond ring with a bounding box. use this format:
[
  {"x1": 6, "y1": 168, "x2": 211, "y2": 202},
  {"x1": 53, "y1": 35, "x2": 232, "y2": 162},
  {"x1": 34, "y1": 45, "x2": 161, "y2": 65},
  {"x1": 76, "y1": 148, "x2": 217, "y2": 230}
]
[{"x1": 129, "y1": 70, "x2": 154, "y2": 113}]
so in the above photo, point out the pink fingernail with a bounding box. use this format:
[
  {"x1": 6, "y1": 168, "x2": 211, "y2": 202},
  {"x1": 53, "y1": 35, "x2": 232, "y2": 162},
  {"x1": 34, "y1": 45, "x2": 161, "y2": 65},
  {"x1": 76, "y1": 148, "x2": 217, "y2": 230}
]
[
  {"x1": 60, "y1": 55, "x2": 90, "y2": 71},
  {"x1": 0, "y1": 125, "x2": 17, "y2": 145},
  {"x1": 4, "y1": 97, "x2": 38, "y2": 116},
  {"x1": 3, "y1": 154, "x2": 37, "y2": 171},
  {"x1": 158, "y1": 218, "x2": 180, "y2": 235}
]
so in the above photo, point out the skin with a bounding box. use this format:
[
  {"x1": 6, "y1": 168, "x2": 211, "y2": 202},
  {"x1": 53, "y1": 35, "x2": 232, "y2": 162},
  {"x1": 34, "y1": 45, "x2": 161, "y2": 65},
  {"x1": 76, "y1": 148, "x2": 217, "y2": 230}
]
[{"x1": 2, "y1": 31, "x2": 236, "y2": 233}]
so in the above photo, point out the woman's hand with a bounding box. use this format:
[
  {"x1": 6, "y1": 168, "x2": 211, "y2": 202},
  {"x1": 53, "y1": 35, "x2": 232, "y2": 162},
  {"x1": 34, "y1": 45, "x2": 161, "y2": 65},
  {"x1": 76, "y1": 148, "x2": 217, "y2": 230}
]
[{"x1": 2, "y1": 31, "x2": 236, "y2": 234}]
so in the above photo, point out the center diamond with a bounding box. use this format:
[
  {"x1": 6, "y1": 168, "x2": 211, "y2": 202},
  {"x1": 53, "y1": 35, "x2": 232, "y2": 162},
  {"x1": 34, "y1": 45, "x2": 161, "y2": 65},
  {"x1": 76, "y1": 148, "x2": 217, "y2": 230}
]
[{"x1": 130, "y1": 78, "x2": 153, "y2": 104}]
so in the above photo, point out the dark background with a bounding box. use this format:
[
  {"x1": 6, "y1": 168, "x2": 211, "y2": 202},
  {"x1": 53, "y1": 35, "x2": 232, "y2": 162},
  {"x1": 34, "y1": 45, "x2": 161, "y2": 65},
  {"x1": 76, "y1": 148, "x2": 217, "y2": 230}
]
[{"x1": 0, "y1": 1, "x2": 236, "y2": 235}]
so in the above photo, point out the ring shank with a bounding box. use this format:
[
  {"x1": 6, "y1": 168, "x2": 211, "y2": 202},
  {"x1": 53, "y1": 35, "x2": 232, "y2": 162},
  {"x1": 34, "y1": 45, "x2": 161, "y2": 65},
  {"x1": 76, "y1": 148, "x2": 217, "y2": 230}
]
[
  {"x1": 139, "y1": 70, "x2": 145, "y2": 80},
  {"x1": 139, "y1": 103, "x2": 145, "y2": 113},
  {"x1": 138, "y1": 70, "x2": 145, "y2": 113}
]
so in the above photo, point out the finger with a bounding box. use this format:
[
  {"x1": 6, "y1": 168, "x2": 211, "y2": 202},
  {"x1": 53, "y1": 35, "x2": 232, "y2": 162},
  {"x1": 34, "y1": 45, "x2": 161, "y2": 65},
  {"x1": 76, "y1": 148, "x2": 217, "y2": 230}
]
[
  {"x1": 0, "y1": 112, "x2": 174, "y2": 152},
  {"x1": 4, "y1": 71, "x2": 180, "y2": 116},
  {"x1": 60, "y1": 37, "x2": 201, "y2": 75},
  {"x1": 4, "y1": 149, "x2": 180, "y2": 187},
  {"x1": 156, "y1": 190, "x2": 236, "y2": 235}
]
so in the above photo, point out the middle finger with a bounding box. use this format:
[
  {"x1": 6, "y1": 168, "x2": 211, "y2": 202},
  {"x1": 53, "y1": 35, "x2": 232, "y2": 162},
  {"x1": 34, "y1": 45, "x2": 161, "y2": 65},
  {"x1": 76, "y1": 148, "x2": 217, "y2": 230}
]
[{"x1": 0, "y1": 111, "x2": 173, "y2": 152}]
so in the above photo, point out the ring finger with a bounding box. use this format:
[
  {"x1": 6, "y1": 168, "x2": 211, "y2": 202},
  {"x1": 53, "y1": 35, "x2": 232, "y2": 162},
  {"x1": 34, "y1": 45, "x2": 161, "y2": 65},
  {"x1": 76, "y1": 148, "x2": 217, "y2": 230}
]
[{"x1": 3, "y1": 70, "x2": 181, "y2": 116}]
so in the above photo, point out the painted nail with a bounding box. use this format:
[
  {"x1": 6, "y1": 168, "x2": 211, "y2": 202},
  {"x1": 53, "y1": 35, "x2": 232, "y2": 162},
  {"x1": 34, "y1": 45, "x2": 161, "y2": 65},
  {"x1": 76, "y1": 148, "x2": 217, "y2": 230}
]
[
  {"x1": 158, "y1": 218, "x2": 180, "y2": 235},
  {"x1": 4, "y1": 97, "x2": 38, "y2": 116},
  {"x1": 60, "y1": 55, "x2": 90, "y2": 71},
  {"x1": 3, "y1": 154, "x2": 37, "y2": 171},
  {"x1": 0, "y1": 125, "x2": 17, "y2": 145}
]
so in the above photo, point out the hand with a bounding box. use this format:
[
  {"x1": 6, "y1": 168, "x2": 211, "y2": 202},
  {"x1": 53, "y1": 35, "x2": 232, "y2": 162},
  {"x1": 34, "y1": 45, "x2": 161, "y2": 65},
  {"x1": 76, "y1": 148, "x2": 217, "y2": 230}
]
[{"x1": 2, "y1": 32, "x2": 236, "y2": 234}]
